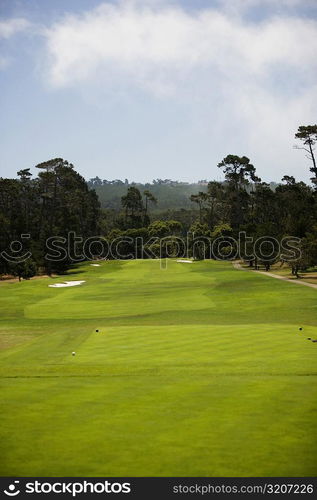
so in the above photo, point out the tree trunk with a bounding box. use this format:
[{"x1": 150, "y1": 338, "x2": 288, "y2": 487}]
[{"x1": 309, "y1": 140, "x2": 317, "y2": 177}]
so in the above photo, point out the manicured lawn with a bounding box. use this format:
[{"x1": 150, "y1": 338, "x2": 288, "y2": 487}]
[{"x1": 0, "y1": 259, "x2": 316, "y2": 476}]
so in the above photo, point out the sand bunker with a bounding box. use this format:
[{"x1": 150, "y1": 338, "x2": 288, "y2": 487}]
[
  {"x1": 176, "y1": 260, "x2": 193, "y2": 264},
  {"x1": 90, "y1": 264, "x2": 101, "y2": 267},
  {"x1": 49, "y1": 281, "x2": 86, "y2": 288}
]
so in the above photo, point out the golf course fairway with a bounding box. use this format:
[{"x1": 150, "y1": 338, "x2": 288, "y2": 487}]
[{"x1": 0, "y1": 259, "x2": 316, "y2": 477}]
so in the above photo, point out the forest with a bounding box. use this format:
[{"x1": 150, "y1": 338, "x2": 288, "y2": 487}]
[{"x1": 0, "y1": 125, "x2": 316, "y2": 279}]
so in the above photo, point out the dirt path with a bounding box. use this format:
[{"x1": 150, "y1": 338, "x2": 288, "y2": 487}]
[
  {"x1": 233, "y1": 261, "x2": 317, "y2": 290},
  {"x1": 0, "y1": 274, "x2": 59, "y2": 284}
]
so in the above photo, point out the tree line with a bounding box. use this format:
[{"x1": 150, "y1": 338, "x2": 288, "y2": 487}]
[
  {"x1": 102, "y1": 125, "x2": 317, "y2": 274},
  {"x1": 0, "y1": 125, "x2": 316, "y2": 279},
  {"x1": 0, "y1": 159, "x2": 100, "y2": 279}
]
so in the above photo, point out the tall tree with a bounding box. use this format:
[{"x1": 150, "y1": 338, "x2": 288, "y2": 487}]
[
  {"x1": 190, "y1": 192, "x2": 208, "y2": 223},
  {"x1": 206, "y1": 181, "x2": 228, "y2": 229},
  {"x1": 275, "y1": 177, "x2": 315, "y2": 238},
  {"x1": 17, "y1": 168, "x2": 32, "y2": 182},
  {"x1": 143, "y1": 190, "x2": 157, "y2": 223},
  {"x1": 217, "y1": 155, "x2": 261, "y2": 230},
  {"x1": 218, "y1": 155, "x2": 260, "y2": 189},
  {"x1": 294, "y1": 125, "x2": 317, "y2": 185},
  {"x1": 121, "y1": 187, "x2": 144, "y2": 227}
]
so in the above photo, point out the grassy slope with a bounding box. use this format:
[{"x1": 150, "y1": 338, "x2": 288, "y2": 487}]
[{"x1": 0, "y1": 260, "x2": 316, "y2": 477}]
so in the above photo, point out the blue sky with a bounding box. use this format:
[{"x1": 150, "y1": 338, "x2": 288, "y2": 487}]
[{"x1": 1, "y1": 0, "x2": 317, "y2": 183}]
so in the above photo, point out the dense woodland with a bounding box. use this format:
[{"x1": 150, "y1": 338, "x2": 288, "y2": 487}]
[
  {"x1": 87, "y1": 177, "x2": 279, "y2": 212},
  {"x1": 1, "y1": 125, "x2": 317, "y2": 279},
  {"x1": 0, "y1": 159, "x2": 100, "y2": 279}
]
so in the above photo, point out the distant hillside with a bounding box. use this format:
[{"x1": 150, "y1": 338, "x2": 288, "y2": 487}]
[
  {"x1": 87, "y1": 178, "x2": 209, "y2": 211},
  {"x1": 87, "y1": 178, "x2": 280, "y2": 212}
]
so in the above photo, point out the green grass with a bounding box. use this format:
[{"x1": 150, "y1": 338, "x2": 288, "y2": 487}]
[{"x1": 0, "y1": 259, "x2": 316, "y2": 477}]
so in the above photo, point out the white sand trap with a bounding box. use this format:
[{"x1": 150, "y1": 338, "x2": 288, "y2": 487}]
[
  {"x1": 49, "y1": 280, "x2": 86, "y2": 288},
  {"x1": 177, "y1": 260, "x2": 193, "y2": 264},
  {"x1": 90, "y1": 264, "x2": 101, "y2": 267}
]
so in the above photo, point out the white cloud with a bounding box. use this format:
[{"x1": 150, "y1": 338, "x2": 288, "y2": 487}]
[
  {"x1": 0, "y1": 18, "x2": 30, "y2": 39},
  {"x1": 39, "y1": 2, "x2": 317, "y2": 181},
  {"x1": 43, "y1": 2, "x2": 317, "y2": 95},
  {"x1": 0, "y1": 17, "x2": 31, "y2": 71}
]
